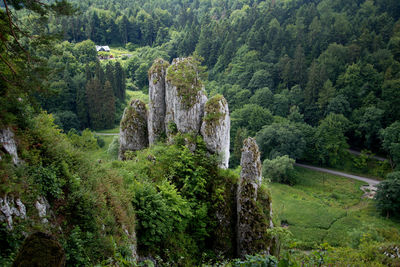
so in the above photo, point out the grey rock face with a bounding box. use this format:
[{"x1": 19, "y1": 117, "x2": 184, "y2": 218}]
[
  {"x1": 165, "y1": 58, "x2": 208, "y2": 138},
  {"x1": 237, "y1": 137, "x2": 264, "y2": 258},
  {"x1": 119, "y1": 99, "x2": 149, "y2": 160},
  {"x1": 0, "y1": 128, "x2": 21, "y2": 165},
  {"x1": 239, "y1": 138, "x2": 262, "y2": 188},
  {"x1": 200, "y1": 95, "x2": 230, "y2": 169},
  {"x1": 0, "y1": 195, "x2": 27, "y2": 230},
  {"x1": 35, "y1": 196, "x2": 50, "y2": 224},
  {"x1": 148, "y1": 59, "x2": 169, "y2": 145}
]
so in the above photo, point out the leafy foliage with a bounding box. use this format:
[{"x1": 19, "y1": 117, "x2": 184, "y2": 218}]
[
  {"x1": 375, "y1": 176, "x2": 400, "y2": 218},
  {"x1": 262, "y1": 155, "x2": 296, "y2": 185}
]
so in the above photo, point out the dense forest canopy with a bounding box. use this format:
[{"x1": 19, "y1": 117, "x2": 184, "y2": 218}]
[
  {"x1": 32, "y1": 0, "x2": 400, "y2": 169},
  {"x1": 2, "y1": 0, "x2": 400, "y2": 265}
]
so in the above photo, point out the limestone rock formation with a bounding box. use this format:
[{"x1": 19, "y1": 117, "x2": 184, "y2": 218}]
[
  {"x1": 239, "y1": 138, "x2": 262, "y2": 188},
  {"x1": 119, "y1": 99, "x2": 149, "y2": 160},
  {"x1": 200, "y1": 95, "x2": 230, "y2": 169},
  {"x1": 165, "y1": 58, "x2": 207, "y2": 138},
  {"x1": 0, "y1": 195, "x2": 26, "y2": 230},
  {"x1": 237, "y1": 137, "x2": 271, "y2": 258},
  {"x1": 35, "y1": 196, "x2": 50, "y2": 224},
  {"x1": 0, "y1": 128, "x2": 21, "y2": 165},
  {"x1": 148, "y1": 59, "x2": 169, "y2": 145},
  {"x1": 12, "y1": 232, "x2": 66, "y2": 267}
]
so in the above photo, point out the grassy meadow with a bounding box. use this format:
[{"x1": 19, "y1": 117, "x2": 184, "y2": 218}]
[{"x1": 270, "y1": 167, "x2": 400, "y2": 250}]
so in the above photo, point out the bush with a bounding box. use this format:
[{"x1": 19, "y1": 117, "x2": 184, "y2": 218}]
[
  {"x1": 131, "y1": 180, "x2": 192, "y2": 249},
  {"x1": 262, "y1": 155, "x2": 297, "y2": 185},
  {"x1": 95, "y1": 135, "x2": 105, "y2": 148},
  {"x1": 107, "y1": 136, "x2": 120, "y2": 158},
  {"x1": 232, "y1": 254, "x2": 278, "y2": 266},
  {"x1": 375, "y1": 175, "x2": 400, "y2": 218},
  {"x1": 30, "y1": 164, "x2": 64, "y2": 199},
  {"x1": 67, "y1": 129, "x2": 99, "y2": 150}
]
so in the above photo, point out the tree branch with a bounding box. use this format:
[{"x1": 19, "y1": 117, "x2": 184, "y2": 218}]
[
  {"x1": 0, "y1": 53, "x2": 17, "y2": 75},
  {"x1": 3, "y1": 0, "x2": 31, "y2": 62}
]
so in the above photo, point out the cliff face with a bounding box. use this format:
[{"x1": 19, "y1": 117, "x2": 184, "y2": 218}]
[
  {"x1": 0, "y1": 128, "x2": 21, "y2": 165},
  {"x1": 119, "y1": 99, "x2": 149, "y2": 160},
  {"x1": 200, "y1": 95, "x2": 230, "y2": 169},
  {"x1": 148, "y1": 59, "x2": 169, "y2": 145},
  {"x1": 165, "y1": 58, "x2": 208, "y2": 138}
]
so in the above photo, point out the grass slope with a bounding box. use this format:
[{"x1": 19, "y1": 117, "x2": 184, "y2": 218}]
[
  {"x1": 126, "y1": 90, "x2": 149, "y2": 104},
  {"x1": 270, "y1": 167, "x2": 400, "y2": 249}
]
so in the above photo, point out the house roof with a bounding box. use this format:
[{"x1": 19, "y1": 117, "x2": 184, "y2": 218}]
[{"x1": 95, "y1": 45, "x2": 110, "y2": 52}]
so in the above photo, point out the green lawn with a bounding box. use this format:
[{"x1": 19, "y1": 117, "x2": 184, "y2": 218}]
[
  {"x1": 96, "y1": 127, "x2": 120, "y2": 134},
  {"x1": 90, "y1": 135, "x2": 118, "y2": 161},
  {"x1": 270, "y1": 167, "x2": 400, "y2": 249}
]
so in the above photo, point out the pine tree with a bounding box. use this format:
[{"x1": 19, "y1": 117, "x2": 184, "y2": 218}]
[
  {"x1": 105, "y1": 62, "x2": 116, "y2": 96},
  {"x1": 305, "y1": 61, "x2": 326, "y2": 105},
  {"x1": 115, "y1": 61, "x2": 126, "y2": 100},
  {"x1": 95, "y1": 60, "x2": 106, "y2": 85},
  {"x1": 102, "y1": 81, "x2": 116, "y2": 129},
  {"x1": 292, "y1": 45, "x2": 307, "y2": 88},
  {"x1": 86, "y1": 78, "x2": 103, "y2": 130}
]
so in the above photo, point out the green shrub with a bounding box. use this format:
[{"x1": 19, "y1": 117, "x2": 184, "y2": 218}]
[
  {"x1": 262, "y1": 155, "x2": 297, "y2": 185},
  {"x1": 30, "y1": 164, "x2": 64, "y2": 199},
  {"x1": 375, "y1": 176, "x2": 400, "y2": 218},
  {"x1": 95, "y1": 135, "x2": 105, "y2": 148},
  {"x1": 67, "y1": 128, "x2": 99, "y2": 150},
  {"x1": 63, "y1": 226, "x2": 90, "y2": 266},
  {"x1": 232, "y1": 254, "x2": 278, "y2": 266},
  {"x1": 107, "y1": 136, "x2": 120, "y2": 158}
]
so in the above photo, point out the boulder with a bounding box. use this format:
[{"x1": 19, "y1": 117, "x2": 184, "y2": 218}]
[
  {"x1": 119, "y1": 99, "x2": 148, "y2": 160},
  {"x1": 12, "y1": 232, "x2": 66, "y2": 267},
  {"x1": 165, "y1": 58, "x2": 207, "y2": 138},
  {"x1": 200, "y1": 95, "x2": 230, "y2": 169},
  {"x1": 148, "y1": 59, "x2": 169, "y2": 145}
]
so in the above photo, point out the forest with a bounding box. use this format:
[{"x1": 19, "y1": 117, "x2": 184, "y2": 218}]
[{"x1": 1, "y1": 0, "x2": 400, "y2": 266}]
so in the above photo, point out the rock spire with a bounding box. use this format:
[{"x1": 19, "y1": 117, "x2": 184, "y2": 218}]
[
  {"x1": 148, "y1": 58, "x2": 169, "y2": 145},
  {"x1": 165, "y1": 58, "x2": 208, "y2": 138},
  {"x1": 119, "y1": 99, "x2": 148, "y2": 160},
  {"x1": 200, "y1": 95, "x2": 230, "y2": 169}
]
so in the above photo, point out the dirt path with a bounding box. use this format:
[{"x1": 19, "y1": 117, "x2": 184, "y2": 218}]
[
  {"x1": 94, "y1": 133, "x2": 119, "y2": 136},
  {"x1": 295, "y1": 163, "x2": 380, "y2": 186},
  {"x1": 348, "y1": 149, "x2": 388, "y2": 162}
]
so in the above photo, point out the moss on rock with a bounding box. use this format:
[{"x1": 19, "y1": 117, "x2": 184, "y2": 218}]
[
  {"x1": 119, "y1": 99, "x2": 149, "y2": 160},
  {"x1": 12, "y1": 232, "x2": 66, "y2": 267},
  {"x1": 148, "y1": 58, "x2": 170, "y2": 84},
  {"x1": 166, "y1": 57, "x2": 206, "y2": 109},
  {"x1": 203, "y1": 94, "x2": 226, "y2": 134}
]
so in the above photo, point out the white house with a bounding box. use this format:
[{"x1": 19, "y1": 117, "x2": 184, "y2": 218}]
[{"x1": 95, "y1": 45, "x2": 110, "y2": 52}]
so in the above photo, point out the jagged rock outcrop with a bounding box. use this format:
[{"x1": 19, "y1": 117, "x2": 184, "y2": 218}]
[
  {"x1": 148, "y1": 59, "x2": 169, "y2": 145},
  {"x1": 0, "y1": 128, "x2": 21, "y2": 165},
  {"x1": 12, "y1": 232, "x2": 66, "y2": 267},
  {"x1": 35, "y1": 196, "x2": 50, "y2": 224},
  {"x1": 119, "y1": 99, "x2": 148, "y2": 160},
  {"x1": 0, "y1": 195, "x2": 26, "y2": 230},
  {"x1": 237, "y1": 137, "x2": 272, "y2": 258},
  {"x1": 165, "y1": 58, "x2": 208, "y2": 138},
  {"x1": 200, "y1": 95, "x2": 230, "y2": 169}
]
